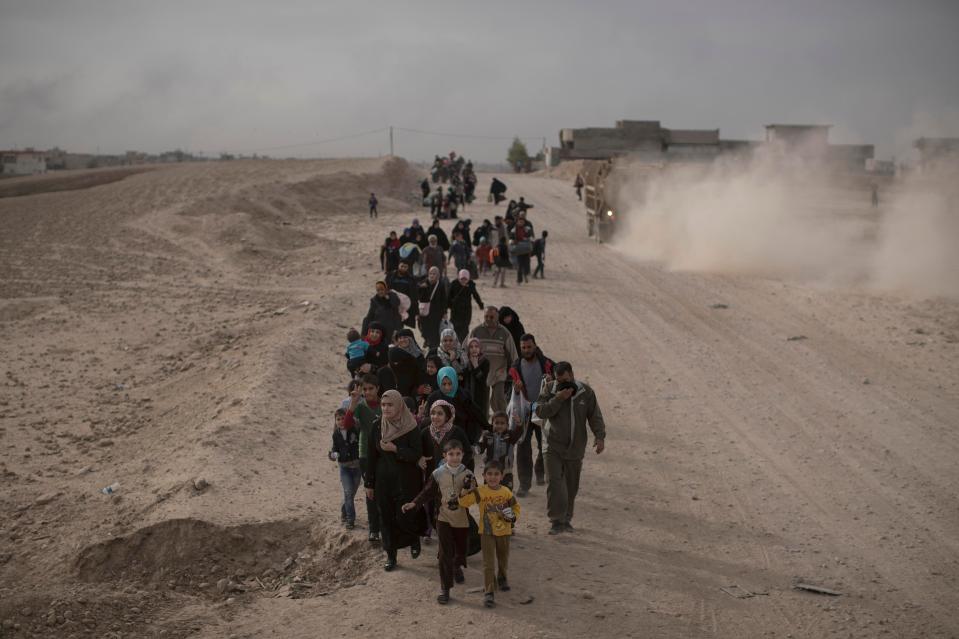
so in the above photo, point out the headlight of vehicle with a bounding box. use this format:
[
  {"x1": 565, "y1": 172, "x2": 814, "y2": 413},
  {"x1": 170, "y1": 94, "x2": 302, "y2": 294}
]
[{"x1": 606, "y1": 210, "x2": 614, "y2": 217}]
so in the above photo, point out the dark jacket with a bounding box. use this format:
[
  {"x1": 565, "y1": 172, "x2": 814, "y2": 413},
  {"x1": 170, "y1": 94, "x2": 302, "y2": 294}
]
[
  {"x1": 473, "y1": 223, "x2": 492, "y2": 246},
  {"x1": 386, "y1": 270, "x2": 420, "y2": 326},
  {"x1": 388, "y1": 347, "x2": 425, "y2": 398},
  {"x1": 331, "y1": 427, "x2": 360, "y2": 464},
  {"x1": 362, "y1": 293, "x2": 403, "y2": 342},
  {"x1": 498, "y1": 306, "x2": 526, "y2": 353},
  {"x1": 428, "y1": 224, "x2": 450, "y2": 251},
  {"x1": 507, "y1": 350, "x2": 555, "y2": 401},
  {"x1": 534, "y1": 380, "x2": 607, "y2": 460},
  {"x1": 380, "y1": 239, "x2": 400, "y2": 272},
  {"x1": 417, "y1": 278, "x2": 449, "y2": 348},
  {"x1": 364, "y1": 338, "x2": 390, "y2": 371},
  {"x1": 494, "y1": 241, "x2": 511, "y2": 268},
  {"x1": 447, "y1": 280, "x2": 483, "y2": 323},
  {"x1": 463, "y1": 357, "x2": 490, "y2": 400}
]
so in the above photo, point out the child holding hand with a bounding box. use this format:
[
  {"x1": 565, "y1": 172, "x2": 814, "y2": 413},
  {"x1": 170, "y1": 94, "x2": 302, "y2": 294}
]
[
  {"x1": 402, "y1": 440, "x2": 476, "y2": 604},
  {"x1": 458, "y1": 460, "x2": 520, "y2": 608}
]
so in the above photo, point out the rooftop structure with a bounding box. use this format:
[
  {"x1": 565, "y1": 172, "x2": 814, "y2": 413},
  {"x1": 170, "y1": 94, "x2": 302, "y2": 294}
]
[
  {"x1": 914, "y1": 137, "x2": 959, "y2": 172},
  {"x1": 0, "y1": 149, "x2": 47, "y2": 176}
]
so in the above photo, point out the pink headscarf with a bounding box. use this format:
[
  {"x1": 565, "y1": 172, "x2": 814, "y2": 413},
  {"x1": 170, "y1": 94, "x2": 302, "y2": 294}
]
[
  {"x1": 458, "y1": 269, "x2": 470, "y2": 283},
  {"x1": 429, "y1": 399, "x2": 457, "y2": 443}
]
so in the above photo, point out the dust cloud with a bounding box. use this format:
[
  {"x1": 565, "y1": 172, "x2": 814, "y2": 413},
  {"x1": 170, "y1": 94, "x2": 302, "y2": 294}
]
[{"x1": 613, "y1": 152, "x2": 959, "y2": 298}]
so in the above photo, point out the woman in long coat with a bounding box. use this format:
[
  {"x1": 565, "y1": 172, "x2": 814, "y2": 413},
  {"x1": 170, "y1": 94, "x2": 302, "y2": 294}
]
[
  {"x1": 447, "y1": 270, "x2": 484, "y2": 342},
  {"x1": 498, "y1": 306, "x2": 526, "y2": 354},
  {"x1": 364, "y1": 389, "x2": 426, "y2": 571},
  {"x1": 362, "y1": 281, "x2": 403, "y2": 343},
  {"x1": 418, "y1": 266, "x2": 448, "y2": 350}
]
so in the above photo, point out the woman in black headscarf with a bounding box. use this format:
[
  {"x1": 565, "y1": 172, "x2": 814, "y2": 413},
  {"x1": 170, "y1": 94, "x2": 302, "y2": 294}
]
[
  {"x1": 498, "y1": 306, "x2": 526, "y2": 353},
  {"x1": 418, "y1": 266, "x2": 449, "y2": 350},
  {"x1": 388, "y1": 329, "x2": 426, "y2": 398},
  {"x1": 362, "y1": 281, "x2": 403, "y2": 343}
]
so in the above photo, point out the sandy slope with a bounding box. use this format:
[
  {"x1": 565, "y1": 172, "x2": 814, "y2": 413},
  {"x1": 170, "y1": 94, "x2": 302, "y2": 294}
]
[{"x1": 1, "y1": 162, "x2": 957, "y2": 638}]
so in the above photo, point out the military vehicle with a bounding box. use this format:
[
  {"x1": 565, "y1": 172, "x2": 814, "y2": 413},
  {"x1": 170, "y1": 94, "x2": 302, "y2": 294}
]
[
  {"x1": 582, "y1": 159, "x2": 627, "y2": 242},
  {"x1": 582, "y1": 158, "x2": 661, "y2": 242}
]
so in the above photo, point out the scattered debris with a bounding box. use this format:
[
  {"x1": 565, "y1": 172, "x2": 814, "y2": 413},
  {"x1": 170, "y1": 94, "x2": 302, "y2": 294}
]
[
  {"x1": 720, "y1": 585, "x2": 767, "y2": 599},
  {"x1": 710, "y1": 303, "x2": 729, "y2": 309},
  {"x1": 862, "y1": 377, "x2": 871, "y2": 385},
  {"x1": 786, "y1": 335, "x2": 808, "y2": 341},
  {"x1": 519, "y1": 595, "x2": 535, "y2": 605},
  {"x1": 100, "y1": 482, "x2": 120, "y2": 496},
  {"x1": 193, "y1": 477, "x2": 209, "y2": 492},
  {"x1": 794, "y1": 582, "x2": 841, "y2": 596}
]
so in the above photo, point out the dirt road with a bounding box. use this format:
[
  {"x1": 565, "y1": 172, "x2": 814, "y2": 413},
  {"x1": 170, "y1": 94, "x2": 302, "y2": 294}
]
[{"x1": 1, "y1": 162, "x2": 957, "y2": 638}]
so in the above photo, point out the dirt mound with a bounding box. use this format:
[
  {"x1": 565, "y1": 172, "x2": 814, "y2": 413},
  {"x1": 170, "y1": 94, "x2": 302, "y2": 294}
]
[
  {"x1": 75, "y1": 518, "x2": 310, "y2": 584},
  {"x1": 166, "y1": 157, "x2": 422, "y2": 265},
  {"x1": 75, "y1": 517, "x2": 377, "y2": 599}
]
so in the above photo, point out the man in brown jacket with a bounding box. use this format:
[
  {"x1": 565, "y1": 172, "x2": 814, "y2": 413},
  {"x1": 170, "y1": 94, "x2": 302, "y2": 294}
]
[{"x1": 534, "y1": 361, "x2": 606, "y2": 535}]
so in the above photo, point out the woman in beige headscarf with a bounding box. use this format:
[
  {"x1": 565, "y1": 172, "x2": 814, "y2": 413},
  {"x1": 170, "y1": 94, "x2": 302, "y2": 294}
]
[{"x1": 363, "y1": 389, "x2": 426, "y2": 571}]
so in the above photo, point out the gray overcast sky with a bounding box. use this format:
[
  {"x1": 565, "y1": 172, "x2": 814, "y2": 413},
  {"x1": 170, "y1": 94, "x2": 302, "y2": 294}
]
[{"x1": 1, "y1": 0, "x2": 957, "y2": 162}]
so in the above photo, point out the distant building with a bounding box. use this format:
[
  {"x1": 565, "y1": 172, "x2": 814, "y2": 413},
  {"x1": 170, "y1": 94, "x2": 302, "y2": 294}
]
[
  {"x1": 43, "y1": 147, "x2": 67, "y2": 170},
  {"x1": 0, "y1": 149, "x2": 47, "y2": 175},
  {"x1": 914, "y1": 137, "x2": 959, "y2": 172},
  {"x1": 125, "y1": 150, "x2": 149, "y2": 165},
  {"x1": 554, "y1": 120, "x2": 723, "y2": 164},
  {"x1": 551, "y1": 119, "x2": 874, "y2": 173},
  {"x1": 764, "y1": 124, "x2": 831, "y2": 153},
  {"x1": 664, "y1": 128, "x2": 720, "y2": 161},
  {"x1": 764, "y1": 124, "x2": 873, "y2": 172}
]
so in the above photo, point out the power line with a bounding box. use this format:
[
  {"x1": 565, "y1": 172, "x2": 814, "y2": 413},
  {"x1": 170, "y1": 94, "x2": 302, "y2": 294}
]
[
  {"x1": 227, "y1": 125, "x2": 546, "y2": 156},
  {"x1": 394, "y1": 127, "x2": 543, "y2": 142},
  {"x1": 233, "y1": 127, "x2": 388, "y2": 154}
]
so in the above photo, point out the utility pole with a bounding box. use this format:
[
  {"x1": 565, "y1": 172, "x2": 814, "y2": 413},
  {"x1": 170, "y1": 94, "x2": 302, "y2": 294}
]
[{"x1": 389, "y1": 126, "x2": 394, "y2": 156}]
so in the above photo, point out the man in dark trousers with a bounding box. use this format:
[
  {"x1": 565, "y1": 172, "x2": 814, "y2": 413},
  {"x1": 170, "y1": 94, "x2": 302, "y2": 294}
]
[
  {"x1": 508, "y1": 334, "x2": 553, "y2": 497},
  {"x1": 534, "y1": 361, "x2": 606, "y2": 535},
  {"x1": 369, "y1": 192, "x2": 379, "y2": 218}
]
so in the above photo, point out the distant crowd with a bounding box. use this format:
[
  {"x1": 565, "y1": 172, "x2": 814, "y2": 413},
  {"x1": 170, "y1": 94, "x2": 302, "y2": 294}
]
[{"x1": 330, "y1": 159, "x2": 606, "y2": 608}]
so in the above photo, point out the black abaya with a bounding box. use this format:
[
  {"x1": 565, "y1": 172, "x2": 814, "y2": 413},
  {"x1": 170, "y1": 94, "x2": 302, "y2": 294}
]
[{"x1": 364, "y1": 420, "x2": 426, "y2": 553}]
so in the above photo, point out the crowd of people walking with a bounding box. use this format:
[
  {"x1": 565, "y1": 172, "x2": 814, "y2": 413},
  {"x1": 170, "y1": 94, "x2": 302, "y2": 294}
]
[{"x1": 330, "y1": 169, "x2": 607, "y2": 608}]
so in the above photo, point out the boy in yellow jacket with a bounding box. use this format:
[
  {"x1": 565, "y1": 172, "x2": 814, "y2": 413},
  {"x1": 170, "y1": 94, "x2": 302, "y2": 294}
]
[{"x1": 458, "y1": 460, "x2": 521, "y2": 608}]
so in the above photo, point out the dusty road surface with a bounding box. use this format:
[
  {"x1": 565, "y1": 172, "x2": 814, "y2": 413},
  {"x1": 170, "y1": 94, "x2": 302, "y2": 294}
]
[{"x1": 1, "y1": 160, "x2": 957, "y2": 638}]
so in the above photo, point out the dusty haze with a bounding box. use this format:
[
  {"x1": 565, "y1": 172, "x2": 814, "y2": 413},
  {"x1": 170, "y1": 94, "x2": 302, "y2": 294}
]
[{"x1": 613, "y1": 154, "x2": 959, "y2": 299}]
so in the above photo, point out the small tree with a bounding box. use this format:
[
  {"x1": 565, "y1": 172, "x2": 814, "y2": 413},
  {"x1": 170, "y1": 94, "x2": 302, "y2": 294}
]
[{"x1": 507, "y1": 137, "x2": 530, "y2": 173}]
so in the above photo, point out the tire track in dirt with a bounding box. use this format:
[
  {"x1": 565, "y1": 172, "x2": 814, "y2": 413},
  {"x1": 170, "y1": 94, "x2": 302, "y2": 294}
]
[{"x1": 588, "y1": 248, "x2": 958, "y2": 633}]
